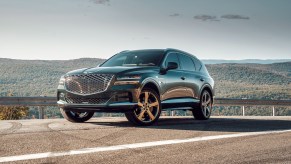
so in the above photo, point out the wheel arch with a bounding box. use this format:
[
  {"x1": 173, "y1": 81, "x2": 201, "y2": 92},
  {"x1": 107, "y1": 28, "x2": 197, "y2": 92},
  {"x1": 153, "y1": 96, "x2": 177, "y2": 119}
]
[
  {"x1": 200, "y1": 84, "x2": 214, "y2": 102},
  {"x1": 141, "y1": 79, "x2": 160, "y2": 96}
]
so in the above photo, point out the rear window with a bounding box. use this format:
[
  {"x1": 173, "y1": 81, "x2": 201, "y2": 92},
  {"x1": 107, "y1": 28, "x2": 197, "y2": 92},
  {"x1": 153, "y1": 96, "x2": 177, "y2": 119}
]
[
  {"x1": 179, "y1": 54, "x2": 196, "y2": 71},
  {"x1": 192, "y1": 58, "x2": 202, "y2": 71}
]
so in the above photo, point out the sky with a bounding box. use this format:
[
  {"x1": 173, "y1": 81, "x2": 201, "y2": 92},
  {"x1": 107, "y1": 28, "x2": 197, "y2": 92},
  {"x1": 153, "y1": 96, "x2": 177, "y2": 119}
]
[{"x1": 0, "y1": 0, "x2": 291, "y2": 60}]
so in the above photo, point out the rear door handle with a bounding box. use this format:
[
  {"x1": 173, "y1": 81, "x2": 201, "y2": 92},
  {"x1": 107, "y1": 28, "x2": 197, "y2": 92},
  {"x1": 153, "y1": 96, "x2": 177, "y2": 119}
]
[
  {"x1": 181, "y1": 76, "x2": 186, "y2": 80},
  {"x1": 200, "y1": 78, "x2": 205, "y2": 82}
]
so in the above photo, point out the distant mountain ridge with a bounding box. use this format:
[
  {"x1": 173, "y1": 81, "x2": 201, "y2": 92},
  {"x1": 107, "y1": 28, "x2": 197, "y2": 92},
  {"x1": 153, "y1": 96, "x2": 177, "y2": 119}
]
[
  {"x1": 201, "y1": 59, "x2": 291, "y2": 64},
  {"x1": 1, "y1": 58, "x2": 290, "y2": 64}
]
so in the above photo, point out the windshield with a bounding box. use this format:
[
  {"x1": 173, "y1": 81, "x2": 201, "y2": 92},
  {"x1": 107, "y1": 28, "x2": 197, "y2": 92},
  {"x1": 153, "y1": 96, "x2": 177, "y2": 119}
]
[{"x1": 100, "y1": 50, "x2": 164, "y2": 67}]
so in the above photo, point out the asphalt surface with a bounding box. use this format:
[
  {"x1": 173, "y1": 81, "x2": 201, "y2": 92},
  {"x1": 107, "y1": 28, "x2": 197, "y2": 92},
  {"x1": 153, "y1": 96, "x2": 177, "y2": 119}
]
[{"x1": 1, "y1": 116, "x2": 291, "y2": 164}]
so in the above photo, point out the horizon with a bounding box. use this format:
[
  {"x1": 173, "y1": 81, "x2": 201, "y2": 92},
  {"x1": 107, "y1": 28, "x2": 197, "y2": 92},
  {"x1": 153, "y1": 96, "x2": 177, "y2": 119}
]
[
  {"x1": 1, "y1": 56, "x2": 290, "y2": 61},
  {"x1": 1, "y1": 56, "x2": 290, "y2": 62},
  {"x1": 1, "y1": 0, "x2": 291, "y2": 60}
]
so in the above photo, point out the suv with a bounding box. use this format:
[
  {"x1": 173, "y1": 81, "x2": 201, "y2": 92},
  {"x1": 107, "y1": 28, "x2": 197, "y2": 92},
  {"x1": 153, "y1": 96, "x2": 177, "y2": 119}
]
[{"x1": 57, "y1": 49, "x2": 214, "y2": 126}]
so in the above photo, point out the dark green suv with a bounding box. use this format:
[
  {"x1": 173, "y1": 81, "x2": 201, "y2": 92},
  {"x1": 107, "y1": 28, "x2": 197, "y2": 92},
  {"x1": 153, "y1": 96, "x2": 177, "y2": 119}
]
[{"x1": 57, "y1": 48, "x2": 214, "y2": 126}]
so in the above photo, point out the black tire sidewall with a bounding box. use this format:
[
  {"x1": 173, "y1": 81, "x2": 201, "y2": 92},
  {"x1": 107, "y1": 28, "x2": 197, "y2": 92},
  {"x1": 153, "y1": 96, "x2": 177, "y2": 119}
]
[
  {"x1": 193, "y1": 90, "x2": 212, "y2": 120},
  {"x1": 60, "y1": 108, "x2": 94, "y2": 123}
]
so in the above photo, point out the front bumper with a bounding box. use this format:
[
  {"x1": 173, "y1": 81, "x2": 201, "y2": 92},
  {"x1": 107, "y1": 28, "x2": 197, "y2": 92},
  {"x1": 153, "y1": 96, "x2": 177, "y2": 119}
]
[
  {"x1": 57, "y1": 83, "x2": 140, "y2": 112},
  {"x1": 57, "y1": 100, "x2": 138, "y2": 112}
]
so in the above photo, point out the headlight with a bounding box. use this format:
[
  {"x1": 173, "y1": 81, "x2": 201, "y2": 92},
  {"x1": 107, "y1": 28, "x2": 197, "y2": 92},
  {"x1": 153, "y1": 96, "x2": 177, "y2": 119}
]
[
  {"x1": 59, "y1": 76, "x2": 65, "y2": 85},
  {"x1": 114, "y1": 75, "x2": 141, "y2": 85},
  {"x1": 116, "y1": 75, "x2": 141, "y2": 81}
]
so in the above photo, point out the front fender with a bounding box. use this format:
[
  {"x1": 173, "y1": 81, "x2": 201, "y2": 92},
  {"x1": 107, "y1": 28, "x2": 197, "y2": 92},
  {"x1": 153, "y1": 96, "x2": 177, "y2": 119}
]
[
  {"x1": 141, "y1": 77, "x2": 161, "y2": 94},
  {"x1": 199, "y1": 83, "x2": 215, "y2": 99}
]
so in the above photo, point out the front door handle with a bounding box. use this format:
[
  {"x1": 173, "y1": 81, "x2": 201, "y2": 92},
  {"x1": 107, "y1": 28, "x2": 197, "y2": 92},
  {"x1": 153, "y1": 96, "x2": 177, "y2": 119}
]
[{"x1": 181, "y1": 76, "x2": 186, "y2": 80}]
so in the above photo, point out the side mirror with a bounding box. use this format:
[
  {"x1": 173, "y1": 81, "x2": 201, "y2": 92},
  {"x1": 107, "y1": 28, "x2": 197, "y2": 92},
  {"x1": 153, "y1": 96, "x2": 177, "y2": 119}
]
[{"x1": 167, "y1": 62, "x2": 178, "y2": 70}]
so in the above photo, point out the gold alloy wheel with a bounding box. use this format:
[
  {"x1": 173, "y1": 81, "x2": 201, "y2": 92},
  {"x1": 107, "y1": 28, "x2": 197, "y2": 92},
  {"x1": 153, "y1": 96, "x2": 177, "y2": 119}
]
[
  {"x1": 192, "y1": 90, "x2": 212, "y2": 120},
  {"x1": 134, "y1": 91, "x2": 160, "y2": 123}
]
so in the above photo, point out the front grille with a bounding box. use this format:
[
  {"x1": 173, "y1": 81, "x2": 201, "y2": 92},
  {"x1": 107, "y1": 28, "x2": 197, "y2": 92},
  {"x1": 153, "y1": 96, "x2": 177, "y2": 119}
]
[
  {"x1": 65, "y1": 97, "x2": 109, "y2": 104},
  {"x1": 64, "y1": 74, "x2": 114, "y2": 95}
]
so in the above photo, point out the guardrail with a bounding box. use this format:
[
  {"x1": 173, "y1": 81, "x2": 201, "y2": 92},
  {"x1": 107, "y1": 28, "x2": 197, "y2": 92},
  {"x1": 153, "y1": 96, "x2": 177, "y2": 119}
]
[
  {"x1": 0, "y1": 97, "x2": 57, "y2": 106},
  {"x1": 0, "y1": 97, "x2": 291, "y2": 118},
  {"x1": 0, "y1": 97, "x2": 57, "y2": 119},
  {"x1": 214, "y1": 98, "x2": 291, "y2": 106},
  {"x1": 214, "y1": 98, "x2": 291, "y2": 117}
]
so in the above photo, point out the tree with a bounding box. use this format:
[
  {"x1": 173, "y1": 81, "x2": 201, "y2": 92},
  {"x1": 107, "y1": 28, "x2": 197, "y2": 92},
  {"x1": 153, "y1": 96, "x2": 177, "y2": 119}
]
[
  {"x1": 0, "y1": 106, "x2": 29, "y2": 120},
  {"x1": 0, "y1": 91, "x2": 29, "y2": 120}
]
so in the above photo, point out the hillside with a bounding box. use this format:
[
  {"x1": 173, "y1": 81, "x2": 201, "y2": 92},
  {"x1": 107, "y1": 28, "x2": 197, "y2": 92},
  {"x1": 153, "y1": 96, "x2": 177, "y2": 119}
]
[
  {"x1": 0, "y1": 58, "x2": 105, "y2": 96},
  {"x1": 207, "y1": 63, "x2": 290, "y2": 99},
  {"x1": 0, "y1": 58, "x2": 290, "y2": 100}
]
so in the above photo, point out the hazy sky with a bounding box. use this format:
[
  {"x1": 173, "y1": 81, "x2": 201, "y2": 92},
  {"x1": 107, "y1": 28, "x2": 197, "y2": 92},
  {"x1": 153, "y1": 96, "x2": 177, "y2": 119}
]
[{"x1": 0, "y1": 0, "x2": 291, "y2": 60}]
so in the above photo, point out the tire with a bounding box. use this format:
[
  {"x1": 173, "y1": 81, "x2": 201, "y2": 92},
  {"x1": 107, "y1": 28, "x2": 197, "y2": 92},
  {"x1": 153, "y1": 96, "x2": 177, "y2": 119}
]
[
  {"x1": 192, "y1": 90, "x2": 212, "y2": 120},
  {"x1": 60, "y1": 108, "x2": 94, "y2": 123},
  {"x1": 125, "y1": 88, "x2": 161, "y2": 126}
]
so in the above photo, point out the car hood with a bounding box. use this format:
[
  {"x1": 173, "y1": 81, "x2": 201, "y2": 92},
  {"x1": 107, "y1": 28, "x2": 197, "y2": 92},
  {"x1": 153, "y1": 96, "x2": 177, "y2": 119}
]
[{"x1": 66, "y1": 66, "x2": 159, "y2": 76}]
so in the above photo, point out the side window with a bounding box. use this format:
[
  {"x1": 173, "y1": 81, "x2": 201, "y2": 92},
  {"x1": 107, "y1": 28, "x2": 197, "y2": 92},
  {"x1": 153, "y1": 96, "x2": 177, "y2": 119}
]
[
  {"x1": 193, "y1": 58, "x2": 202, "y2": 71},
  {"x1": 179, "y1": 54, "x2": 196, "y2": 71},
  {"x1": 164, "y1": 53, "x2": 180, "y2": 69}
]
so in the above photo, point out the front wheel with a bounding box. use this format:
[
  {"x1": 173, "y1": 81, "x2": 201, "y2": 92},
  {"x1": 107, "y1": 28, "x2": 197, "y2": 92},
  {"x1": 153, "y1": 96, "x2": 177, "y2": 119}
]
[
  {"x1": 60, "y1": 108, "x2": 94, "y2": 123},
  {"x1": 125, "y1": 88, "x2": 161, "y2": 126},
  {"x1": 192, "y1": 90, "x2": 212, "y2": 120}
]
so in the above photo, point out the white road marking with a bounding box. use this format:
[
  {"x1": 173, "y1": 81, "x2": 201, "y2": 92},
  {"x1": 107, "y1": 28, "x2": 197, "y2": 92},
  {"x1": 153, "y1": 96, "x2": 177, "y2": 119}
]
[{"x1": 1, "y1": 129, "x2": 291, "y2": 163}]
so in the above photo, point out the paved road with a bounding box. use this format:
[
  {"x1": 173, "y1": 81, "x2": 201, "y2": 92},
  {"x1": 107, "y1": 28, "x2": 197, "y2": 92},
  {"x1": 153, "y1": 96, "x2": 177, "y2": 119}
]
[{"x1": 1, "y1": 116, "x2": 291, "y2": 163}]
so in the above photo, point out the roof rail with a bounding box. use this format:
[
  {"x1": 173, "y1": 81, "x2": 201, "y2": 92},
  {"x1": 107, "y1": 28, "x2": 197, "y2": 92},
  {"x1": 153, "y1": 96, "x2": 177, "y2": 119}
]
[
  {"x1": 165, "y1": 48, "x2": 189, "y2": 54},
  {"x1": 119, "y1": 50, "x2": 130, "y2": 53}
]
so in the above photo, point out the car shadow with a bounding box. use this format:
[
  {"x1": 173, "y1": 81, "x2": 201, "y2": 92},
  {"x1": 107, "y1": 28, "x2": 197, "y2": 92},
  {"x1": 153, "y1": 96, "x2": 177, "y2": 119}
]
[{"x1": 86, "y1": 117, "x2": 291, "y2": 133}]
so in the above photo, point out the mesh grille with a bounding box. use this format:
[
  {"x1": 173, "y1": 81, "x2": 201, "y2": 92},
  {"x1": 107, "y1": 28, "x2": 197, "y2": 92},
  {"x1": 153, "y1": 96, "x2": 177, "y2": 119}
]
[
  {"x1": 64, "y1": 74, "x2": 114, "y2": 95},
  {"x1": 65, "y1": 97, "x2": 109, "y2": 104}
]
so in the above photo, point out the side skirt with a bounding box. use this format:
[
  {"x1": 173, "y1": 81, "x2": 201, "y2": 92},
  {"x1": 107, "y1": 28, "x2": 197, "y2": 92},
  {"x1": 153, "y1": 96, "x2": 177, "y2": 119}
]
[{"x1": 161, "y1": 98, "x2": 200, "y2": 110}]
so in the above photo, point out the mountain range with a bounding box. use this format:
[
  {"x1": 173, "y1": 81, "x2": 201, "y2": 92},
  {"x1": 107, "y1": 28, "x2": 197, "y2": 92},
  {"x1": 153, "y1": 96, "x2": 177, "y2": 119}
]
[
  {"x1": 0, "y1": 58, "x2": 290, "y2": 100},
  {"x1": 202, "y1": 59, "x2": 291, "y2": 64}
]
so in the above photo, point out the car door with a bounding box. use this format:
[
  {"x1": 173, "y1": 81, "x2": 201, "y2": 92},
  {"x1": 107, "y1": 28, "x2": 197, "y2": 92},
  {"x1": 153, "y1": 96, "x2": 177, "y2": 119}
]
[
  {"x1": 178, "y1": 53, "x2": 202, "y2": 100},
  {"x1": 160, "y1": 52, "x2": 187, "y2": 101}
]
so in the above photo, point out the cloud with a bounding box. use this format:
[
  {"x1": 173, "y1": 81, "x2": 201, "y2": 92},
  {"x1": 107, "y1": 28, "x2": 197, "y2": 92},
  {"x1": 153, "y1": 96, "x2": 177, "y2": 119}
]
[
  {"x1": 90, "y1": 0, "x2": 110, "y2": 5},
  {"x1": 193, "y1": 14, "x2": 250, "y2": 22},
  {"x1": 194, "y1": 15, "x2": 219, "y2": 21},
  {"x1": 169, "y1": 13, "x2": 180, "y2": 17},
  {"x1": 221, "y1": 14, "x2": 250, "y2": 20}
]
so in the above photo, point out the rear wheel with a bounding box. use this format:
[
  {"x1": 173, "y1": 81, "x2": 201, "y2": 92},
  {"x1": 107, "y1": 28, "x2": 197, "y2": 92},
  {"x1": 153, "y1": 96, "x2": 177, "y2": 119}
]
[
  {"x1": 125, "y1": 88, "x2": 161, "y2": 126},
  {"x1": 192, "y1": 90, "x2": 212, "y2": 120},
  {"x1": 60, "y1": 108, "x2": 94, "y2": 123}
]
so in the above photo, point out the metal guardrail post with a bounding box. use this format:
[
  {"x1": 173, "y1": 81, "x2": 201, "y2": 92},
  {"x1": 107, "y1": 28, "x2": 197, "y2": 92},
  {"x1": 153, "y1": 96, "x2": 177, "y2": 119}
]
[
  {"x1": 272, "y1": 106, "x2": 275, "y2": 116},
  {"x1": 38, "y1": 106, "x2": 44, "y2": 119},
  {"x1": 242, "y1": 106, "x2": 245, "y2": 116},
  {"x1": 171, "y1": 110, "x2": 174, "y2": 116}
]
